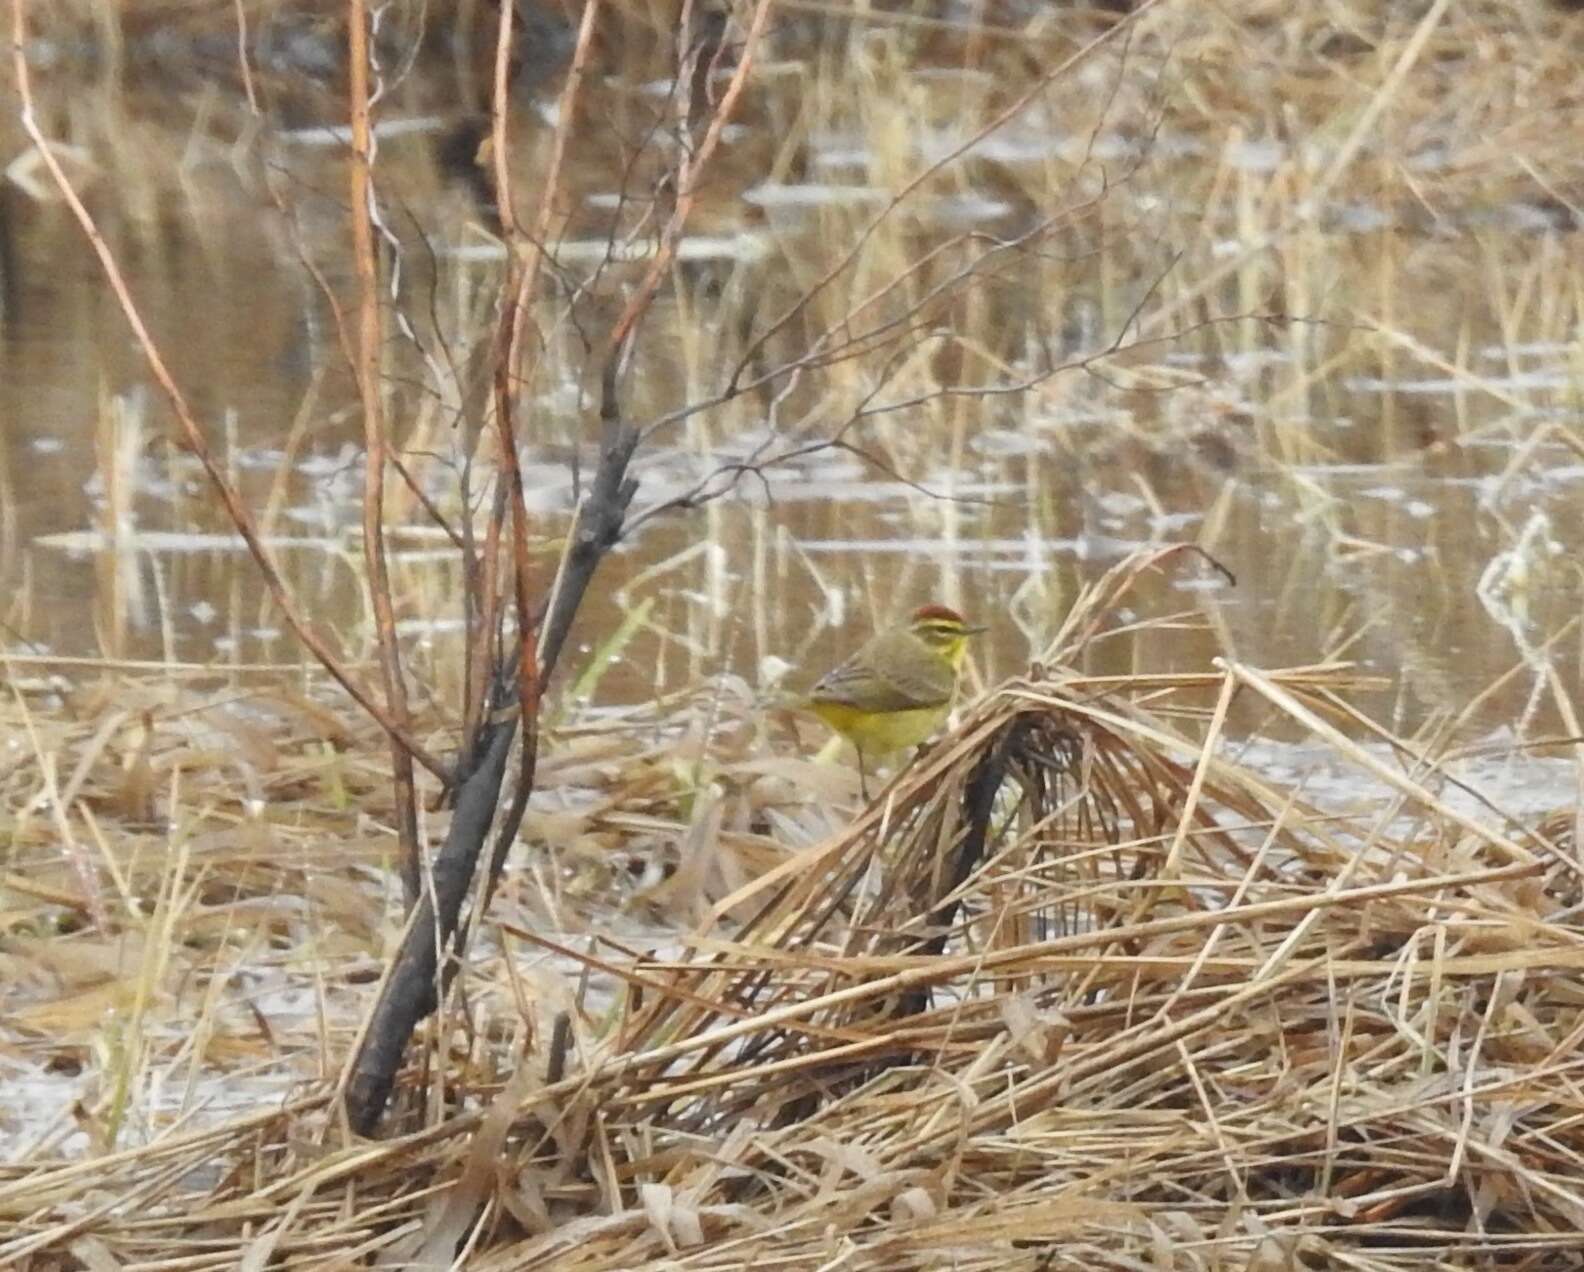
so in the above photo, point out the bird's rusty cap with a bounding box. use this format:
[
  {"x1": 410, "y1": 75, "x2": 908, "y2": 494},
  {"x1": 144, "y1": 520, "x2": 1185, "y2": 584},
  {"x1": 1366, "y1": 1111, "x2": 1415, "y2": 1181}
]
[{"x1": 910, "y1": 604, "x2": 987, "y2": 635}]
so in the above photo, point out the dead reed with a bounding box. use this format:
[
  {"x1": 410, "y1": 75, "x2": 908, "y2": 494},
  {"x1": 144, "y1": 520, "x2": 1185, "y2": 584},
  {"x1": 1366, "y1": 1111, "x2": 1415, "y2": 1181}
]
[
  {"x1": 7, "y1": 1, "x2": 1584, "y2": 1267},
  {"x1": 5, "y1": 552, "x2": 1584, "y2": 1268}
]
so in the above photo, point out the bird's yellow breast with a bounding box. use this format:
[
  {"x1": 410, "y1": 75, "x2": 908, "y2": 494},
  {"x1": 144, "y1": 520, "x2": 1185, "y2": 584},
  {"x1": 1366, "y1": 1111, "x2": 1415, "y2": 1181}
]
[{"x1": 807, "y1": 699, "x2": 950, "y2": 757}]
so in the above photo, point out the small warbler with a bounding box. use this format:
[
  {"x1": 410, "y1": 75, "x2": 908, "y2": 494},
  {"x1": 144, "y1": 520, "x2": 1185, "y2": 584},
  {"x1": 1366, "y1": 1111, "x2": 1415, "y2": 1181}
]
[{"x1": 805, "y1": 604, "x2": 985, "y2": 798}]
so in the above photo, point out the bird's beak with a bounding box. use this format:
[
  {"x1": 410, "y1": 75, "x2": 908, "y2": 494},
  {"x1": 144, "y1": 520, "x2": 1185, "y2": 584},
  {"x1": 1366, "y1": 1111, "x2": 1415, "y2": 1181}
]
[{"x1": 965, "y1": 624, "x2": 990, "y2": 636}]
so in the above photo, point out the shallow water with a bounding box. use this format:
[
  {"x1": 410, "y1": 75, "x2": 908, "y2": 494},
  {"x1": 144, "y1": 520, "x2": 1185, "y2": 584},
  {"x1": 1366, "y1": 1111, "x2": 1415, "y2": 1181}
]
[{"x1": 4, "y1": 6, "x2": 1583, "y2": 766}]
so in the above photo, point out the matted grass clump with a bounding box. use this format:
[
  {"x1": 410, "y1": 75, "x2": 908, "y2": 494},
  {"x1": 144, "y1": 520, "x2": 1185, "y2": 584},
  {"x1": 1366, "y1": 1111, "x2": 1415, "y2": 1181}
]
[{"x1": 5, "y1": 565, "x2": 1584, "y2": 1269}]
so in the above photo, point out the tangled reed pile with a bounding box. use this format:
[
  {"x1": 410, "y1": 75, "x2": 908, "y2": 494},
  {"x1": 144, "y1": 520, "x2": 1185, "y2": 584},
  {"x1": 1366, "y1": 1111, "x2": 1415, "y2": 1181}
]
[{"x1": 4, "y1": 577, "x2": 1583, "y2": 1270}]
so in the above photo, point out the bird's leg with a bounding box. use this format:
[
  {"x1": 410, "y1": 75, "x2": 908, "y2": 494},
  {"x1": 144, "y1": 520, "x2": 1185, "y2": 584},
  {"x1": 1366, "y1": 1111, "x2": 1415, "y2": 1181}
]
[{"x1": 857, "y1": 748, "x2": 871, "y2": 803}]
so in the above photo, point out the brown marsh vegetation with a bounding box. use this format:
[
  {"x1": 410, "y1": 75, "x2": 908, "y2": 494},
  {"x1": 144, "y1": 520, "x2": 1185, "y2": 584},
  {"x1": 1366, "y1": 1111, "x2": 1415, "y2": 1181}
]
[{"x1": 4, "y1": 0, "x2": 1584, "y2": 1267}]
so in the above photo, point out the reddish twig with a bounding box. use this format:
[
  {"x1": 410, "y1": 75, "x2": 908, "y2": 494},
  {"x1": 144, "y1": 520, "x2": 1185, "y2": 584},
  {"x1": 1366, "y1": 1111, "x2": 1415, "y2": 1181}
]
[
  {"x1": 6, "y1": 0, "x2": 453, "y2": 787},
  {"x1": 343, "y1": 0, "x2": 615, "y2": 1136},
  {"x1": 347, "y1": 0, "x2": 421, "y2": 904}
]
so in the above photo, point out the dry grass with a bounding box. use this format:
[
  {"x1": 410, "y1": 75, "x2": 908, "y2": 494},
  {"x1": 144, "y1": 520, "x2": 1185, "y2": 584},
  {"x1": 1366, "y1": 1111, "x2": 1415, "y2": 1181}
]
[
  {"x1": 7, "y1": 1, "x2": 1584, "y2": 1267},
  {"x1": 5, "y1": 555, "x2": 1584, "y2": 1268}
]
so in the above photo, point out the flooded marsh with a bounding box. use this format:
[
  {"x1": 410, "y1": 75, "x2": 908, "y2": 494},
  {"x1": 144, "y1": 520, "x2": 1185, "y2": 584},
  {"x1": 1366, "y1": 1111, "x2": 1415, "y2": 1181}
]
[
  {"x1": 3, "y1": 3, "x2": 1581, "y2": 740},
  {"x1": 5, "y1": 1, "x2": 1584, "y2": 1267}
]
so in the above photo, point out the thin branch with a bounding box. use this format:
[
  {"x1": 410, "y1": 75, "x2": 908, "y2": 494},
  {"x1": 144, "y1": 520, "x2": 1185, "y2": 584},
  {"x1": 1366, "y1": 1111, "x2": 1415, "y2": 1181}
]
[
  {"x1": 348, "y1": 0, "x2": 422, "y2": 903},
  {"x1": 724, "y1": 0, "x2": 1164, "y2": 396},
  {"x1": 7, "y1": 0, "x2": 453, "y2": 787},
  {"x1": 343, "y1": 0, "x2": 614, "y2": 1137}
]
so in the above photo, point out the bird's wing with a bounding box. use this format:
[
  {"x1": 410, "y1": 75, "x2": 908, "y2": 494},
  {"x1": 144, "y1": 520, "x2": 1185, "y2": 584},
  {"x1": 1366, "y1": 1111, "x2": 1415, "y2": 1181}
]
[
  {"x1": 876, "y1": 653, "x2": 955, "y2": 709},
  {"x1": 809, "y1": 660, "x2": 919, "y2": 712},
  {"x1": 809, "y1": 647, "x2": 952, "y2": 712}
]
